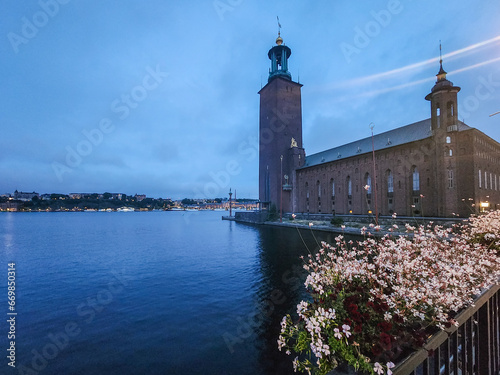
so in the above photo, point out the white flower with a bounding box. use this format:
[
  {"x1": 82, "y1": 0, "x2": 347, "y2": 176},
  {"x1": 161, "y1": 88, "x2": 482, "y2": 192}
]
[
  {"x1": 374, "y1": 362, "x2": 384, "y2": 375},
  {"x1": 292, "y1": 357, "x2": 299, "y2": 372},
  {"x1": 342, "y1": 324, "x2": 351, "y2": 338},
  {"x1": 387, "y1": 362, "x2": 395, "y2": 375},
  {"x1": 334, "y1": 328, "x2": 342, "y2": 339}
]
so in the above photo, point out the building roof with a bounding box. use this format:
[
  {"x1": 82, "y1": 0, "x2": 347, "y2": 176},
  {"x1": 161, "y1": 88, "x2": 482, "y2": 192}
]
[{"x1": 302, "y1": 118, "x2": 472, "y2": 169}]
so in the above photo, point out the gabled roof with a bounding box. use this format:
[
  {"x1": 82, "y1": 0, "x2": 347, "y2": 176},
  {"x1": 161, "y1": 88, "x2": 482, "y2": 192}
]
[{"x1": 301, "y1": 119, "x2": 472, "y2": 169}]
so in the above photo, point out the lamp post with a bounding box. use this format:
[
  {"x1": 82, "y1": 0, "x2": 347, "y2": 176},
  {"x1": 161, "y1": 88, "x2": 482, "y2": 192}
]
[
  {"x1": 280, "y1": 155, "x2": 283, "y2": 223},
  {"x1": 229, "y1": 188, "x2": 232, "y2": 217},
  {"x1": 370, "y1": 123, "x2": 379, "y2": 226}
]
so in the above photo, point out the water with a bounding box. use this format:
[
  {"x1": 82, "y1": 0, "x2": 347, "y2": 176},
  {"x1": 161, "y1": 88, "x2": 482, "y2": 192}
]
[{"x1": 0, "y1": 211, "x2": 342, "y2": 375}]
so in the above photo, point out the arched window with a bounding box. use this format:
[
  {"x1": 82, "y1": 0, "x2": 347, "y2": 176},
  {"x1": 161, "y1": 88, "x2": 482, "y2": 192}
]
[
  {"x1": 364, "y1": 173, "x2": 372, "y2": 194},
  {"x1": 347, "y1": 176, "x2": 352, "y2": 197},
  {"x1": 447, "y1": 101, "x2": 454, "y2": 118},
  {"x1": 436, "y1": 106, "x2": 441, "y2": 128},
  {"x1": 412, "y1": 166, "x2": 420, "y2": 192},
  {"x1": 387, "y1": 170, "x2": 394, "y2": 193}
]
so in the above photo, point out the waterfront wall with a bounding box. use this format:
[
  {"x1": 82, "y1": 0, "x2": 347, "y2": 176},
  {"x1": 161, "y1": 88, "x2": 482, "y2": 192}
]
[{"x1": 234, "y1": 211, "x2": 268, "y2": 224}]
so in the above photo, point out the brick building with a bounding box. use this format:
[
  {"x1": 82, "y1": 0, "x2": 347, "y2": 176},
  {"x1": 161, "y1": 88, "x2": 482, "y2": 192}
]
[{"x1": 258, "y1": 35, "x2": 500, "y2": 218}]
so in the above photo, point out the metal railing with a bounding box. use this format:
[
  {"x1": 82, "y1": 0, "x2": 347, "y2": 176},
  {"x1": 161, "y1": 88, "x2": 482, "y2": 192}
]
[{"x1": 393, "y1": 283, "x2": 500, "y2": 375}]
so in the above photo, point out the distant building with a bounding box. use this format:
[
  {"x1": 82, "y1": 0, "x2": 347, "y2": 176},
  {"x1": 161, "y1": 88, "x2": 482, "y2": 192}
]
[
  {"x1": 258, "y1": 34, "x2": 500, "y2": 217},
  {"x1": 0, "y1": 201, "x2": 22, "y2": 211},
  {"x1": 13, "y1": 190, "x2": 39, "y2": 201},
  {"x1": 135, "y1": 194, "x2": 146, "y2": 202}
]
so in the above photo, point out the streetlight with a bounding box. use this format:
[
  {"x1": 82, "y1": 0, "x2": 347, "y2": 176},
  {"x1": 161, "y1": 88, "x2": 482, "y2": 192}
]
[
  {"x1": 370, "y1": 123, "x2": 379, "y2": 226},
  {"x1": 280, "y1": 155, "x2": 283, "y2": 223}
]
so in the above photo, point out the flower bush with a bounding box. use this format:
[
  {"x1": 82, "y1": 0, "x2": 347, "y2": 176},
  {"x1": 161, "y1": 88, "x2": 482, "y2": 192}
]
[{"x1": 278, "y1": 212, "x2": 500, "y2": 374}]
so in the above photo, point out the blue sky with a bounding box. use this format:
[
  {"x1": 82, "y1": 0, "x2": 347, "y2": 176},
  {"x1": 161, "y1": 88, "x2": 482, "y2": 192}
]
[{"x1": 1, "y1": 0, "x2": 499, "y2": 199}]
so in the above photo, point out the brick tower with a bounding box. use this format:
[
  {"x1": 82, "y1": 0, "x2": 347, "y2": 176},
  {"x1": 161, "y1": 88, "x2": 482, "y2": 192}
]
[
  {"x1": 425, "y1": 46, "x2": 461, "y2": 216},
  {"x1": 258, "y1": 32, "x2": 305, "y2": 215}
]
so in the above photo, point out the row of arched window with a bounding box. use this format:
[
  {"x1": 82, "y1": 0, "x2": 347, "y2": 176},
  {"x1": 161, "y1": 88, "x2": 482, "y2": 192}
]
[{"x1": 305, "y1": 168, "x2": 421, "y2": 199}]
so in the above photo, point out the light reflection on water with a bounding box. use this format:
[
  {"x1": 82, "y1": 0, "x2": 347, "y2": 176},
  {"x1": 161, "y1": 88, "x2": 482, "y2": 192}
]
[{"x1": 0, "y1": 211, "x2": 350, "y2": 374}]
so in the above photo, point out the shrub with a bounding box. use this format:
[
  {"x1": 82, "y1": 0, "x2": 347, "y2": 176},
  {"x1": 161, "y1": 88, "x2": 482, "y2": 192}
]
[
  {"x1": 330, "y1": 217, "x2": 344, "y2": 226},
  {"x1": 278, "y1": 212, "x2": 500, "y2": 374}
]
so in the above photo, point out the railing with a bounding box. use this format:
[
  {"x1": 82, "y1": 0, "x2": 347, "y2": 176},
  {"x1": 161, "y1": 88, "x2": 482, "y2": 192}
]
[{"x1": 393, "y1": 283, "x2": 500, "y2": 375}]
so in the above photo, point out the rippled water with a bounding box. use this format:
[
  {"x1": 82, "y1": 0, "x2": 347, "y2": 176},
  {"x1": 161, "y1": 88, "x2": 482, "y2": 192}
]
[{"x1": 0, "y1": 211, "x2": 342, "y2": 374}]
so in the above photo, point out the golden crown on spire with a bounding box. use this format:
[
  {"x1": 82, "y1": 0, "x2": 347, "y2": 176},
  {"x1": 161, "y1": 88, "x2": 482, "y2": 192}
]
[{"x1": 276, "y1": 33, "x2": 283, "y2": 45}]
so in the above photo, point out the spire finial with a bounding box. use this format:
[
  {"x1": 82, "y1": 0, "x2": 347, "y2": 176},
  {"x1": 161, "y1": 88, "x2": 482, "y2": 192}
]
[
  {"x1": 439, "y1": 41, "x2": 443, "y2": 67},
  {"x1": 436, "y1": 41, "x2": 447, "y2": 81},
  {"x1": 276, "y1": 16, "x2": 283, "y2": 45}
]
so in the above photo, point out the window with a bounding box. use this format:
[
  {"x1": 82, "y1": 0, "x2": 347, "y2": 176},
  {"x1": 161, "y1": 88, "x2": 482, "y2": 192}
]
[
  {"x1": 347, "y1": 176, "x2": 352, "y2": 197},
  {"x1": 446, "y1": 136, "x2": 451, "y2": 144},
  {"x1": 479, "y1": 170, "x2": 482, "y2": 188},
  {"x1": 436, "y1": 106, "x2": 441, "y2": 127},
  {"x1": 365, "y1": 173, "x2": 372, "y2": 194},
  {"x1": 490, "y1": 173, "x2": 493, "y2": 190},
  {"x1": 412, "y1": 167, "x2": 420, "y2": 192},
  {"x1": 387, "y1": 170, "x2": 394, "y2": 193},
  {"x1": 331, "y1": 179, "x2": 335, "y2": 198},
  {"x1": 317, "y1": 181, "x2": 321, "y2": 198},
  {"x1": 447, "y1": 102, "x2": 454, "y2": 117},
  {"x1": 449, "y1": 149, "x2": 453, "y2": 157},
  {"x1": 485, "y1": 171, "x2": 488, "y2": 189},
  {"x1": 448, "y1": 169, "x2": 454, "y2": 188}
]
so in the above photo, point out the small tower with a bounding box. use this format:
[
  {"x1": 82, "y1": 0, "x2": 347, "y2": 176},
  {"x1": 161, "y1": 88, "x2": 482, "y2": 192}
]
[
  {"x1": 425, "y1": 44, "x2": 461, "y2": 133},
  {"x1": 258, "y1": 29, "x2": 304, "y2": 214},
  {"x1": 425, "y1": 45, "x2": 461, "y2": 216}
]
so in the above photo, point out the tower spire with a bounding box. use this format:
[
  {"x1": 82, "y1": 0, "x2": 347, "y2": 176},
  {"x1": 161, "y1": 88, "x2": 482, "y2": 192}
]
[
  {"x1": 436, "y1": 41, "x2": 447, "y2": 82},
  {"x1": 276, "y1": 16, "x2": 283, "y2": 45}
]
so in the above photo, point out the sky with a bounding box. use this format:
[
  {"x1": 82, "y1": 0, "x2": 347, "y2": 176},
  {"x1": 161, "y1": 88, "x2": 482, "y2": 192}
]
[{"x1": 1, "y1": 0, "x2": 499, "y2": 200}]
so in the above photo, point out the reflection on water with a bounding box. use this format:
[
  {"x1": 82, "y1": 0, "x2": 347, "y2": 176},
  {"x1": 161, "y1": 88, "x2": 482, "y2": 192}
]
[{"x1": 0, "y1": 212, "x2": 355, "y2": 375}]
